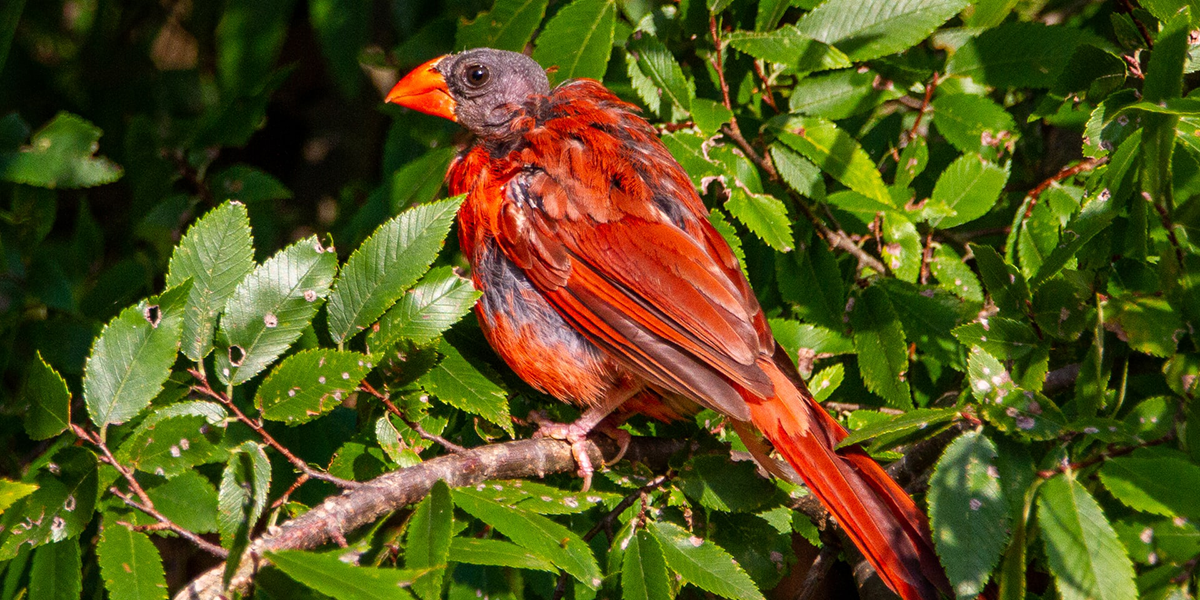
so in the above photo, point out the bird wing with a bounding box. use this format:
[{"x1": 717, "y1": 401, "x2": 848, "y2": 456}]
[{"x1": 484, "y1": 90, "x2": 776, "y2": 419}]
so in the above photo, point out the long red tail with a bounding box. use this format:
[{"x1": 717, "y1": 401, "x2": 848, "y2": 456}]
[{"x1": 746, "y1": 356, "x2": 952, "y2": 600}]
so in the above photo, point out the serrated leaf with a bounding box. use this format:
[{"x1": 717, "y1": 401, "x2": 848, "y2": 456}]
[
  {"x1": 457, "y1": 0, "x2": 549, "y2": 52},
  {"x1": 623, "y1": 530, "x2": 670, "y2": 600},
  {"x1": 97, "y1": 519, "x2": 167, "y2": 600},
  {"x1": 327, "y1": 196, "x2": 463, "y2": 343},
  {"x1": 728, "y1": 25, "x2": 850, "y2": 71},
  {"x1": 850, "y1": 286, "x2": 912, "y2": 408},
  {"x1": 679, "y1": 455, "x2": 776, "y2": 513},
  {"x1": 946, "y1": 22, "x2": 1082, "y2": 88},
  {"x1": 407, "y1": 481, "x2": 452, "y2": 600},
  {"x1": 115, "y1": 401, "x2": 228, "y2": 477},
  {"x1": 707, "y1": 209, "x2": 748, "y2": 271},
  {"x1": 691, "y1": 99, "x2": 733, "y2": 138},
  {"x1": 931, "y1": 245, "x2": 983, "y2": 302},
  {"x1": 838, "y1": 408, "x2": 959, "y2": 449},
  {"x1": 775, "y1": 242, "x2": 846, "y2": 330},
  {"x1": 626, "y1": 36, "x2": 692, "y2": 121},
  {"x1": 1104, "y1": 295, "x2": 1184, "y2": 358},
  {"x1": 932, "y1": 94, "x2": 1017, "y2": 160},
  {"x1": 972, "y1": 244, "x2": 1029, "y2": 316},
  {"x1": 879, "y1": 280, "x2": 964, "y2": 368},
  {"x1": 724, "y1": 189, "x2": 793, "y2": 252},
  {"x1": 661, "y1": 132, "x2": 723, "y2": 190},
  {"x1": 146, "y1": 471, "x2": 219, "y2": 534},
  {"x1": 29, "y1": 539, "x2": 82, "y2": 600},
  {"x1": 452, "y1": 488, "x2": 602, "y2": 588},
  {"x1": 1099, "y1": 456, "x2": 1200, "y2": 520},
  {"x1": 371, "y1": 267, "x2": 481, "y2": 350},
  {"x1": 256, "y1": 350, "x2": 373, "y2": 424},
  {"x1": 1037, "y1": 474, "x2": 1138, "y2": 600},
  {"x1": 808, "y1": 363, "x2": 844, "y2": 402},
  {"x1": 775, "y1": 121, "x2": 891, "y2": 205},
  {"x1": 218, "y1": 442, "x2": 270, "y2": 557},
  {"x1": 216, "y1": 236, "x2": 337, "y2": 385},
  {"x1": 928, "y1": 431, "x2": 1009, "y2": 598},
  {"x1": 927, "y1": 154, "x2": 1008, "y2": 229},
  {"x1": 794, "y1": 0, "x2": 969, "y2": 62},
  {"x1": 0, "y1": 479, "x2": 38, "y2": 515},
  {"x1": 789, "y1": 68, "x2": 902, "y2": 119},
  {"x1": 769, "y1": 144, "x2": 826, "y2": 201},
  {"x1": 166, "y1": 202, "x2": 256, "y2": 361},
  {"x1": 967, "y1": 346, "x2": 1019, "y2": 405},
  {"x1": 0, "y1": 447, "x2": 97, "y2": 560},
  {"x1": 418, "y1": 341, "x2": 511, "y2": 435},
  {"x1": 1031, "y1": 192, "x2": 1116, "y2": 288},
  {"x1": 392, "y1": 148, "x2": 457, "y2": 212},
  {"x1": 881, "y1": 211, "x2": 921, "y2": 282},
  {"x1": 769, "y1": 320, "x2": 854, "y2": 357},
  {"x1": 532, "y1": 0, "x2": 616, "y2": 86},
  {"x1": 84, "y1": 283, "x2": 190, "y2": 428},
  {"x1": 648, "y1": 520, "x2": 764, "y2": 600},
  {"x1": 0, "y1": 112, "x2": 123, "y2": 188},
  {"x1": 268, "y1": 549, "x2": 423, "y2": 600},
  {"x1": 23, "y1": 351, "x2": 70, "y2": 440},
  {"x1": 448, "y1": 537, "x2": 557, "y2": 572},
  {"x1": 953, "y1": 317, "x2": 1040, "y2": 361},
  {"x1": 468, "y1": 480, "x2": 616, "y2": 514}
]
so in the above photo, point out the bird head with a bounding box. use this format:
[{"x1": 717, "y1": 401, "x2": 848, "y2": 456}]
[{"x1": 386, "y1": 48, "x2": 550, "y2": 136}]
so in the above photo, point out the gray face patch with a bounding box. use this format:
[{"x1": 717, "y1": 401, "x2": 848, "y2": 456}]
[{"x1": 436, "y1": 49, "x2": 551, "y2": 137}]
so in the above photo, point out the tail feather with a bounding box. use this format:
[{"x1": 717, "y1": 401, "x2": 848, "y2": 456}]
[{"x1": 746, "y1": 357, "x2": 951, "y2": 600}]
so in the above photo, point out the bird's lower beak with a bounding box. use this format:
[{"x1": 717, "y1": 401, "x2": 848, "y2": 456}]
[{"x1": 386, "y1": 55, "x2": 456, "y2": 121}]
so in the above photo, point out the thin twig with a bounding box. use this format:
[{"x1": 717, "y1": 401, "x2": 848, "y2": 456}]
[
  {"x1": 110, "y1": 487, "x2": 228, "y2": 558},
  {"x1": 794, "y1": 543, "x2": 840, "y2": 600},
  {"x1": 1146, "y1": 192, "x2": 1187, "y2": 267},
  {"x1": 908, "y1": 73, "x2": 939, "y2": 139},
  {"x1": 1024, "y1": 157, "x2": 1108, "y2": 219},
  {"x1": 189, "y1": 369, "x2": 360, "y2": 489},
  {"x1": 1036, "y1": 434, "x2": 1172, "y2": 479},
  {"x1": 359, "y1": 381, "x2": 468, "y2": 454},
  {"x1": 1118, "y1": 0, "x2": 1155, "y2": 48},
  {"x1": 750, "y1": 60, "x2": 779, "y2": 112}
]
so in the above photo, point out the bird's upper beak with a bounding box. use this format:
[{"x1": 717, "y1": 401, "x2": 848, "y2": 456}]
[{"x1": 386, "y1": 55, "x2": 456, "y2": 121}]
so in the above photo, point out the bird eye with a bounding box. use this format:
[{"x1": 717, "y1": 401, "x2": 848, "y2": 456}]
[{"x1": 464, "y1": 64, "x2": 490, "y2": 88}]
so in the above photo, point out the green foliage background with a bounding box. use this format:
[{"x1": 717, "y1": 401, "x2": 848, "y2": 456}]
[{"x1": 1, "y1": 0, "x2": 1199, "y2": 599}]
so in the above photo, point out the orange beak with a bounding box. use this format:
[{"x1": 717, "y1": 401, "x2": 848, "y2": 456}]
[{"x1": 386, "y1": 55, "x2": 456, "y2": 121}]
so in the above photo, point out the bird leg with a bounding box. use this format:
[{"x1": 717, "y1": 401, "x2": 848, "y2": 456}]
[{"x1": 529, "y1": 389, "x2": 638, "y2": 491}]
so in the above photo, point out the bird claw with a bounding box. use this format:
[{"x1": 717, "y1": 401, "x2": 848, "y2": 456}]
[{"x1": 527, "y1": 411, "x2": 602, "y2": 491}]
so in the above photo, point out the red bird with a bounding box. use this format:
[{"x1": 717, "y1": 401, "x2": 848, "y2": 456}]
[{"x1": 387, "y1": 49, "x2": 952, "y2": 600}]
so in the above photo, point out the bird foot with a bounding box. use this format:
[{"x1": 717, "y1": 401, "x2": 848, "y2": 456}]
[{"x1": 528, "y1": 411, "x2": 599, "y2": 490}]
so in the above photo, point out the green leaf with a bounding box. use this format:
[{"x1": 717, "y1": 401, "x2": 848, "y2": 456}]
[
  {"x1": 953, "y1": 317, "x2": 1040, "y2": 361},
  {"x1": 626, "y1": 36, "x2": 693, "y2": 121},
  {"x1": 418, "y1": 341, "x2": 512, "y2": 435},
  {"x1": 769, "y1": 144, "x2": 826, "y2": 201},
  {"x1": 727, "y1": 25, "x2": 851, "y2": 71},
  {"x1": 465, "y1": 480, "x2": 617, "y2": 515},
  {"x1": 808, "y1": 363, "x2": 844, "y2": 402},
  {"x1": 23, "y1": 351, "x2": 71, "y2": 440},
  {"x1": 370, "y1": 267, "x2": 480, "y2": 350},
  {"x1": 115, "y1": 401, "x2": 228, "y2": 477},
  {"x1": 707, "y1": 209, "x2": 748, "y2": 271},
  {"x1": 678, "y1": 455, "x2": 776, "y2": 513},
  {"x1": 1105, "y1": 295, "x2": 1184, "y2": 357},
  {"x1": 769, "y1": 319, "x2": 854, "y2": 357},
  {"x1": 267, "y1": 550, "x2": 423, "y2": 600},
  {"x1": 946, "y1": 22, "x2": 1082, "y2": 89},
  {"x1": 216, "y1": 0, "x2": 298, "y2": 95},
  {"x1": 97, "y1": 520, "x2": 167, "y2": 600},
  {"x1": 309, "y1": 0, "x2": 370, "y2": 97},
  {"x1": 448, "y1": 537, "x2": 557, "y2": 572},
  {"x1": 0, "y1": 0, "x2": 25, "y2": 74},
  {"x1": 881, "y1": 211, "x2": 922, "y2": 282},
  {"x1": 0, "y1": 447, "x2": 97, "y2": 560},
  {"x1": 775, "y1": 121, "x2": 891, "y2": 205},
  {"x1": 647, "y1": 520, "x2": 765, "y2": 600},
  {"x1": 794, "y1": 0, "x2": 969, "y2": 61},
  {"x1": 0, "y1": 112, "x2": 123, "y2": 189},
  {"x1": 407, "y1": 481, "x2": 452, "y2": 600},
  {"x1": 971, "y1": 244, "x2": 1029, "y2": 316},
  {"x1": 452, "y1": 487, "x2": 602, "y2": 588},
  {"x1": 457, "y1": 0, "x2": 549, "y2": 52},
  {"x1": 327, "y1": 196, "x2": 463, "y2": 343},
  {"x1": 623, "y1": 530, "x2": 671, "y2": 600},
  {"x1": 210, "y1": 165, "x2": 293, "y2": 204},
  {"x1": 29, "y1": 539, "x2": 82, "y2": 600},
  {"x1": 850, "y1": 286, "x2": 912, "y2": 408},
  {"x1": 216, "y1": 236, "x2": 337, "y2": 385},
  {"x1": 391, "y1": 148, "x2": 456, "y2": 212},
  {"x1": 166, "y1": 201, "x2": 256, "y2": 361},
  {"x1": 774, "y1": 242, "x2": 846, "y2": 330},
  {"x1": 1144, "y1": 9, "x2": 1190, "y2": 104},
  {"x1": 256, "y1": 349, "x2": 374, "y2": 424},
  {"x1": 931, "y1": 244, "x2": 983, "y2": 302},
  {"x1": 218, "y1": 442, "x2": 271, "y2": 555},
  {"x1": 532, "y1": 0, "x2": 616, "y2": 86},
  {"x1": 928, "y1": 431, "x2": 1010, "y2": 599},
  {"x1": 963, "y1": 0, "x2": 1018, "y2": 28},
  {"x1": 146, "y1": 471, "x2": 219, "y2": 534},
  {"x1": 84, "y1": 283, "x2": 190, "y2": 429},
  {"x1": 755, "y1": 0, "x2": 791, "y2": 31},
  {"x1": 690, "y1": 99, "x2": 734, "y2": 138},
  {"x1": 931, "y1": 94, "x2": 1018, "y2": 160},
  {"x1": 724, "y1": 189, "x2": 794, "y2": 252},
  {"x1": 1037, "y1": 474, "x2": 1137, "y2": 600},
  {"x1": 894, "y1": 136, "x2": 928, "y2": 191},
  {"x1": 927, "y1": 154, "x2": 1009, "y2": 229},
  {"x1": 1099, "y1": 456, "x2": 1200, "y2": 520},
  {"x1": 837, "y1": 408, "x2": 959, "y2": 449},
  {"x1": 0, "y1": 479, "x2": 38, "y2": 515},
  {"x1": 788, "y1": 69, "x2": 902, "y2": 120}
]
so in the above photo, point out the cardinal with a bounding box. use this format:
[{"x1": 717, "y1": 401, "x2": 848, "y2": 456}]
[{"x1": 386, "y1": 48, "x2": 952, "y2": 600}]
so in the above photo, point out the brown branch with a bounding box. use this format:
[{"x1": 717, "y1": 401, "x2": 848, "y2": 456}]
[
  {"x1": 188, "y1": 369, "x2": 360, "y2": 489},
  {"x1": 1036, "y1": 433, "x2": 1173, "y2": 479},
  {"x1": 1118, "y1": 0, "x2": 1154, "y2": 49},
  {"x1": 1023, "y1": 157, "x2": 1108, "y2": 219},
  {"x1": 110, "y1": 487, "x2": 227, "y2": 558},
  {"x1": 750, "y1": 59, "x2": 779, "y2": 112},
  {"x1": 173, "y1": 435, "x2": 688, "y2": 600},
  {"x1": 359, "y1": 381, "x2": 467, "y2": 454},
  {"x1": 908, "y1": 73, "x2": 939, "y2": 139},
  {"x1": 794, "y1": 542, "x2": 840, "y2": 600}
]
